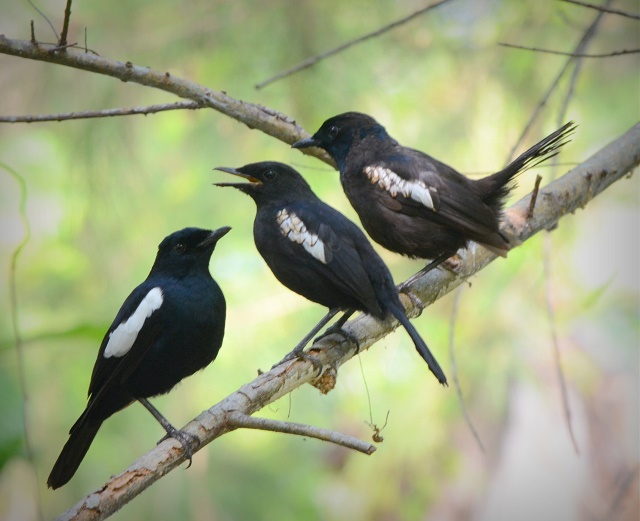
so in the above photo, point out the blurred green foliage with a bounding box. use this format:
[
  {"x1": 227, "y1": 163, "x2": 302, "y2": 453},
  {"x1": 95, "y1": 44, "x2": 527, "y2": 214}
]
[{"x1": 0, "y1": 1, "x2": 638, "y2": 520}]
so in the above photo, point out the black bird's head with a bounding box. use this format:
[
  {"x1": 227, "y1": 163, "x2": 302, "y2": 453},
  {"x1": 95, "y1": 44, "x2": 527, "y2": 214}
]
[
  {"x1": 214, "y1": 161, "x2": 314, "y2": 205},
  {"x1": 152, "y1": 226, "x2": 231, "y2": 275},
  {"x1": 292, "y1": 112, "x2": 391, "y2": 170}
]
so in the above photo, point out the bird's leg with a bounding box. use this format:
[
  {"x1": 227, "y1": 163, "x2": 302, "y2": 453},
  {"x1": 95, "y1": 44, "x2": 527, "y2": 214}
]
[
  {"x1": 313, "y1": 309, "x2": 360, "y2": 352},
  {"x1": 398, "y1": 251, "x2": 458, "y2": 311},
  {"x1": 272, "y1": 309, "x2": 341, "y2": 372},
  {"x1": 139, "y1": 397, "x2": 200, "y2": 468}
]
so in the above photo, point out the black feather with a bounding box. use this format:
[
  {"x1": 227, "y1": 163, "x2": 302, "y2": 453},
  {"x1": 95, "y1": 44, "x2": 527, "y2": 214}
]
[
  {"x1": 215, "y1": 162, "x2": 447, "y2": 385},
  {"x1": 294, "y1": 112, "x2": 575, "y2": 268}
]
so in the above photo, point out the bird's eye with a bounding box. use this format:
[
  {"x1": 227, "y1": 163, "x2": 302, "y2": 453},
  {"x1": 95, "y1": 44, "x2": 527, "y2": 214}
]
[
  {"x1": 264, "y1": 170, "x2": 277, "y2": 181},
  {"x1": 174, "y1": 243, "x2": 186, "y2": 253},
  {"x1": 328, "y1": 126, "x2": 339, "y2": 139}
]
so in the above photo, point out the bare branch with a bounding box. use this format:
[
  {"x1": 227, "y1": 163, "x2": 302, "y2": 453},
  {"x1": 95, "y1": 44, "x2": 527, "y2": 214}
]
[
  {"x1": 527, "y1": 175, "x2": 543, "y2": 218},
  {"x1": 499, "y1": 42, "x2": 640, "y2": 58},
  {"x1": 505, "y1": 1, "x2": 611, "y2": 162},
  {"x1": 543, "y1": 235, "x2": 580, "y2": 454},
  {"x1": 605, "y1": 465, "x2": 640, "y2": 519},
  {"x1": 54, "y1": 123, "x2": 640, "y2": 521},
  {"x1": 448, "y1": 286, "x2": 485, "y2": 453},
  {"x1": 27, "y1": 0, "x2": 59, "y2": 41},
  {"x1": 59, "y1": 0, "x2": 73, "y2": 48},
  {"x1": 226, "y1": 411, "x2": 376, "y2": 455},
  {"x1": 0, "y1": 101, "x2": 204, "y2": 123},
  {"x1": 255, "y1": 0, "x2": 456, "y2": 90},
  {"x1": 0, "y1": 36, "x2": 334, "y2": 164},
  {"x1": 561, "y1": 0, "x2": 640, "y2": 20}
]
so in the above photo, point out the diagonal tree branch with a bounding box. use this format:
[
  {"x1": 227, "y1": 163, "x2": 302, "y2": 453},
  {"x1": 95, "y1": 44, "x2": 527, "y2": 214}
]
[
  {"x1": 255, "y1": 0, "x2": 456, "y2": 90},
  {"x1": 561, "y1": 0, "x2": 640, "y2": 20},
  {"x1": 54, "y1": 123, "x2": 640, "y2": 521},
  {"x1": 505, "y1": 0, "x2": 611, "y2": 161},
  {"x1": 0, "y1": 35, "x2": 333, "y2": 164}
]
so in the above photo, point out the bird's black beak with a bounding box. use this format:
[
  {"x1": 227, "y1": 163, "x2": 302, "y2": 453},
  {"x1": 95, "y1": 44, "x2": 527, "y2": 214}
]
[
  {"x1": 213, "y1": 166, "x2": 262, "y2": 189},
  {"x1": 198, "y1": 226, "x2": 231, "y2": 249},
  {"x1": 291, "y1": 137, "x2": 318, "y2": 150}
]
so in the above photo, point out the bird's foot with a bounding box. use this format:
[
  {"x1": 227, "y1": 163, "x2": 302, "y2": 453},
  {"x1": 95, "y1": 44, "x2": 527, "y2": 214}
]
[
  {"x1": 158, "y1": 428, "x2": 201, "y2": 468},
  {"x1": 441, "y1": 255, "x2": 461, "y2": 273},
  {"x1": 397, "y1": 285, "x2": 425, "y2": 317},
  {"x1": 272, "y1": 348, "x2": 323, "y2": 375},
  {"x1": 314, "y1": 322, "x2": 361, "y2": 354}
]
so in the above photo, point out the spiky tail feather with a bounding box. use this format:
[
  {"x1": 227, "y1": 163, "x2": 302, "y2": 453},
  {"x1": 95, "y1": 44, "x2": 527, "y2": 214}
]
[{"x1": 478, "y1": 121, "x2": 577, "y2": 211}]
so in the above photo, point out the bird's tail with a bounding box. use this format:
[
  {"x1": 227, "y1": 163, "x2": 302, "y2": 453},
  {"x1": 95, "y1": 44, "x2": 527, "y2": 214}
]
[
  {"x1": 387, "y1": 302, "x2": 447, "y2": 386},
  {"x1": 47, "y1": 412, "x2": 103, "y2": 489},
  {"x1": 477, "y1": 121, "x2": 576, "y2": 211}
]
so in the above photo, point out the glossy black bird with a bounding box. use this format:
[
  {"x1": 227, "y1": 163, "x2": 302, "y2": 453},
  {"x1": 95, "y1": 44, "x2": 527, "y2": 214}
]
[
  {"x1": 214, "y1": 161, "x2": 446, "y2": 385},
  {"x1": 293, "y1": 112, "x2": 575, "y2": 273},
  {"x1": 47, "y1": 226, "x2": 230, "y2": 489}
]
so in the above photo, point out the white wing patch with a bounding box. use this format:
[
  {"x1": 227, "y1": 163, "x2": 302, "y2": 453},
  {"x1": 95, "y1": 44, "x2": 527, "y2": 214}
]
[
  {"x1": 276, "y1": 209, "x2": 327, "y2": 264},
  {"x1": 364, "y1": 165, "x2": 437, "y2": 211},
  {"x1": 104, "y1": 287, "x2": 164, "y2": 358}
]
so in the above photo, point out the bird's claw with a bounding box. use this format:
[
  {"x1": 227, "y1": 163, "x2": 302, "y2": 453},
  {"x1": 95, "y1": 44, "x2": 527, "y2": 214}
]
[
  {"x1": 398, "y1": 286, "x2": 425, "y2": 317},
  {"x1": 157, "y1": 428, "x2": 200, "y2": 467},
  {"x1": 314, "y1": 323, "x2": 361, "y2": 353}
]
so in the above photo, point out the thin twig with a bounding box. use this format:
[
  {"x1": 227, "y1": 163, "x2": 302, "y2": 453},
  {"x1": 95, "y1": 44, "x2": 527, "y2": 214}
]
[
  {"x1": 255, "y1": 0, "x2": 456, "y2": 89},
  {"x1": 54, "y1": 124, "x2": 640, "y2": 521},
  {"x1": 0, "y1": 101, "x2": 204, "y2": 123},
  {"x1": 448, "y1": 286, "x2": 485, "y2": 453},
  {"x1": 1, "y1": 163, "x2": 43, "y2": 521},
  {"x1": 59, "y1": 0, "x2": 73, "y2": 48},
  {"x1": 543, "y1": 235, "x2": 580, "y2": 454},
  {"x1": 541, "y1": 3, "x2": 599, "y2": 455},
  {"x1": 561, "y1": 0, "x2": 640, "y2": 20},
  {"x1": 505, "y1": 1, "x2": 612, "y2": 162},
  {"x1": 499, "y1": 42, "x2": 639, "y2": 58},
  {"x1": 27, "y1": 0, "x2": 59, "y2": 41},
  {"x1": 226, "y1": 411, "x2": 376, "y2": 455},
  {"x1": 527, "y1": 175, "x2": 543, "y2": 218},
  {"x1": 604, "y1": 465, "x2": 639, "y2": 519}
]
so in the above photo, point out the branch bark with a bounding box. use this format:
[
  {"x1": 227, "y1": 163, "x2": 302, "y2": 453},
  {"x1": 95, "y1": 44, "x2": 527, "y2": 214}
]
[{"x1": 53, "y1": 122, "x2": 639, "y2": 521}]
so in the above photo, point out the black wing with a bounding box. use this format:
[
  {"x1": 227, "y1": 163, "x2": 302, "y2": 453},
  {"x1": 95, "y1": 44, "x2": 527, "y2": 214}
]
[
  {"x1": 377, "y1": 148, "x2": 504, "y2": 246},
  {"x1": 258, "y1": 200, "x2": 386, "y2": 317}
]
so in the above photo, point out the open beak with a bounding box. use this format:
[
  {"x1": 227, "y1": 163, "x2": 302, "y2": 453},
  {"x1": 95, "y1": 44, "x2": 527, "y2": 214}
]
[
  {"x1": 198, "y1": 226, "x2": 231, "y2": 248},
  {"x1": 291, "y1": 137, "x2": 318, "y2": 149},
  {"x1": 213, "y1": 166, "x2": 261, "y2": 188}
]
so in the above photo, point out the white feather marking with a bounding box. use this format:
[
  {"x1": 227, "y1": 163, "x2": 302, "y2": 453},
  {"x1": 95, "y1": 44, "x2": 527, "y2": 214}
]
[
  {"x1": 409, "y1": 184, "x2": 435, "y2": 209},
  {"x1": 303, "y1": 238, "x2": 326, "y2": 264},
  {"x1": 364, "y1": 165, "x2": 436, "y2": 211},
  {"x1": 104, "y1": 287, "x2": 163, "y2": 358},
  {"x1": 276, "y1": 209, "x2": 288, "y2": 225},
  {"x1": 277, "y1": 209, "x2": 327, "y2": 264}
]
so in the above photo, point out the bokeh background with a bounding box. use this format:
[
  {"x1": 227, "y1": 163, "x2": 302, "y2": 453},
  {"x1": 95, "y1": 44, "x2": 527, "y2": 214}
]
[{"x1": 0, "y1": 1, "x2": 638, "y2": 520}]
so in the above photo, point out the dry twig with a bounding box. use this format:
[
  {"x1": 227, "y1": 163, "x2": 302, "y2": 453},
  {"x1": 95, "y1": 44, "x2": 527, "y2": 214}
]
[
  {"x1": 561, "y1": 0, "x2": 640, "y2": 20},
  {"x1": 0, "y1": 101, "x2": 204, "y2": 123},
  {"x1": 255, "y1": 0, "x2": 455, "y2": 89},
  {"x1": 499, "y1": 42, "x2": 639, "y2": 58}
]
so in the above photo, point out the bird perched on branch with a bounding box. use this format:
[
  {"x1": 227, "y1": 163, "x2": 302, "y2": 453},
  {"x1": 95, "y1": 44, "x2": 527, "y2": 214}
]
[
  {"x1": 293, "y1": 112, "x2": 575, "y2": 274},
  {"x1": 47, "y1": 226, "x2": 230, "y2": 489},
  {"x1": 214, "y1": 161, "x2": 446, "y2": 386}
]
